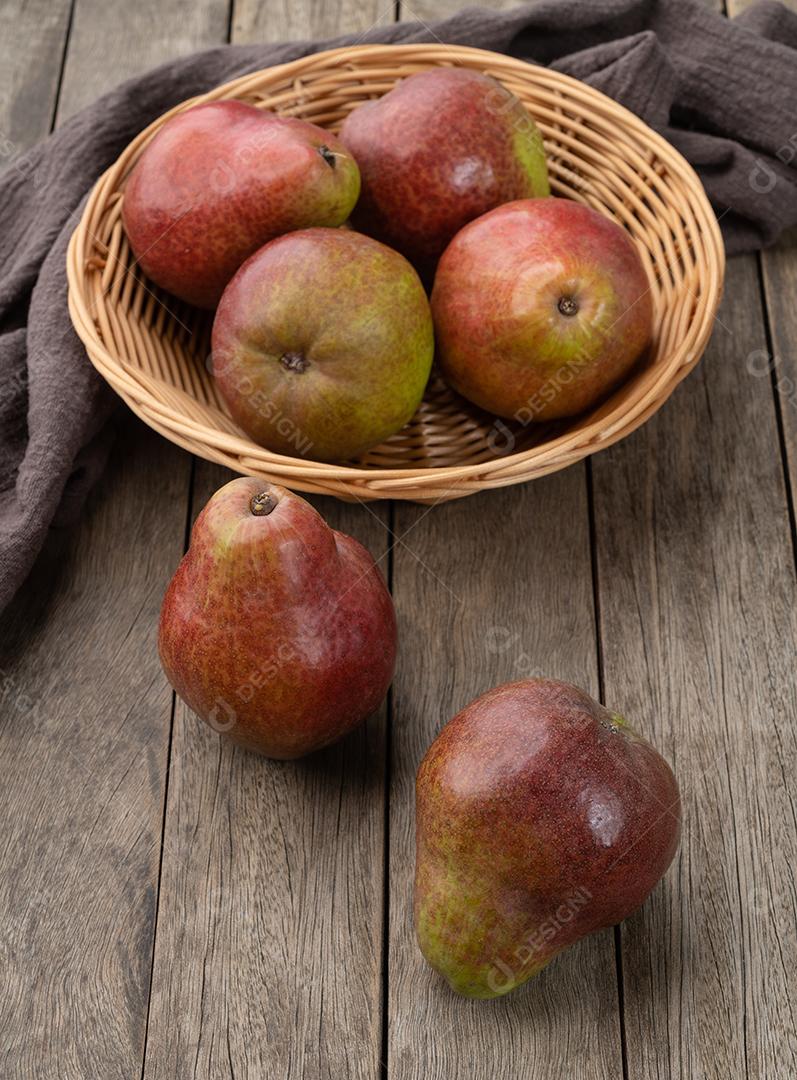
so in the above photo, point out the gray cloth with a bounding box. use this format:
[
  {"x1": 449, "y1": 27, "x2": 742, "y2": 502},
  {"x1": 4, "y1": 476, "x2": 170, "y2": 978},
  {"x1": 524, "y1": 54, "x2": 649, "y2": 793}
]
[{"x1": 2, "y1": 0, "x2": 796, "y2": 614}]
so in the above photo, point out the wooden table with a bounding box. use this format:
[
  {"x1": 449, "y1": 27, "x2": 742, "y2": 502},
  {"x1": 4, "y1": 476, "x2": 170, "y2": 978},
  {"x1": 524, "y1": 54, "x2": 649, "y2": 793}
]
[{"x1": 2, "y1": 1, "x2": 795, "y2": 1077}]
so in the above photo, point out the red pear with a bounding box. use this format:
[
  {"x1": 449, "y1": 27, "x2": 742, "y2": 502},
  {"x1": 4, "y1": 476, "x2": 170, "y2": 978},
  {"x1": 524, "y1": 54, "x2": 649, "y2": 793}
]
[
  {"x1": 158, "y1": 478, "x2": 396, "y2": 759},
  {"x1": 211, "y1": 228, "x2": 434, "y2": 462},
  {"x1": 415, "y1": 679, "x2": 680, "y2": 998},
  {"x1": 340, "y1": 68, "x2": 549, "y2": 277},
  {"x1": 123, "y1": 101, "x2": 360, "y2": 308},
  {"x1": 432, "y1": 198, "x2": 653, "y2": 421}
]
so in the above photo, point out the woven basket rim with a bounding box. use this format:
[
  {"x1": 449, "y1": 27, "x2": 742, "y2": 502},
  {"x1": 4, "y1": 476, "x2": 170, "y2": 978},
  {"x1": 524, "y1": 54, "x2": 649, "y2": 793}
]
[{"x1": 67, "y1": 43, "x2": 726, "y2": 498}]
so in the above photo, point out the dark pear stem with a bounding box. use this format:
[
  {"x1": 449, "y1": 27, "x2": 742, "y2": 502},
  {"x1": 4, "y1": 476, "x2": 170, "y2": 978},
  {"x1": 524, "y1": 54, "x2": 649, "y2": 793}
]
[
  {"x1": 558, "y1": 296, "x2": 579, "y2": 317},
  {"x1": 318, "y1": 145, "x2": 336, "y2": 168},
  {"x1": 281, "y1": 351, "x2": 309, "y2": 373},
  {"x1": 250, "y1": 491, "x2": 277, "y2": 516}
]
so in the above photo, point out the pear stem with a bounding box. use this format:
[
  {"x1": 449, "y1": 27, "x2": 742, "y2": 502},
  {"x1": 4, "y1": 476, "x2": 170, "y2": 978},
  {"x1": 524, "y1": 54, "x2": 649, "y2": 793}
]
[
  {"x1": 250, "y1": 492, "x2": 277, "y2": 516},
  {"x1": 281, "y1": 351, "x2": 309, "y2": 373}
]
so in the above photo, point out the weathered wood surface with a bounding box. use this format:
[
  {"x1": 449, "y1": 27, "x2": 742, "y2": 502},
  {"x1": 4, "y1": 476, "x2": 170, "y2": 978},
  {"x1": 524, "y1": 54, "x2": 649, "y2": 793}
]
[
  {"x1": 1, "y1": 0, "x2": 797, "y2": 1078},
  {"x1": 143, "y1": 463, "x2": 389, "y2": 1079},
  {"x1": 593, "y1": 255, "x2": 797, "y2": 1079},
  {"x1": 616, "y1": 9, "x2": 797, "y2": 1077},
  {"x1": 56, "y1": 0, "x2": 230, "y2": 120},
  {"x1": 0, "y1": 0, "x2": 71, "y2": 154},
  {"x1": 399, "y1": 0, "x2": 519, "y2": 23},
  {"x1": 0, "y1": 1, "x2": 225, "y2": 1076},
  {"x1": 232, "y1": 0, "x2": 386, "y2": 44},
  {"x1": 0, "y1": 417, "x2": 191, "y2": 1079},
  {"x1": 140, "y1": 8, "x2": 392, "y2": 1077},
  {"x1": 758, "y1": 227, "x2": 797, "y2": 510},
  {"x1": 387, "y1": 476, "x2": 626, "y2": 1080}
]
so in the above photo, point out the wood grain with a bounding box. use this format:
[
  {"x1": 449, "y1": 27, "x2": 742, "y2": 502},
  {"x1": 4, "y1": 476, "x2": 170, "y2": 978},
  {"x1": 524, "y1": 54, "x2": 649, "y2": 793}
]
[
  {"x1": 143, "y1": 7, "x2": 397, "y2": 1074},
  {"x1": 142, "y1": 463, "x2": 390, "y2": 1080},
  {"x1": 387, "y1": 475, "x2": 625, "y2": 1080},
  {"x1": 758, "y1": 227, "x2": 797, "y2": 516},
  {"x1": 399, "y1": 0, "x2": 518, "y2": 23},
  {"x1": 0, "y1": 0, "x2": 71, "y2": 155},
  {"x1": 0, "y1": 2, "x2": 227, "y2": 1076},
  {"x1": 592, "y1": 254, "x2": 797, "y2": 1079},
  {"x1": 0, "y1": 415, "x2": 191, "y2": 1078},
  {"x1": 56, "y1": 0, "x2": 230, "y2": 119},
  {"x1": 401, "y1": 0, "x2": 720, "y2": 24},
  {"x1": 232, "y1": 0, "x2": 386, "y2": 44}
]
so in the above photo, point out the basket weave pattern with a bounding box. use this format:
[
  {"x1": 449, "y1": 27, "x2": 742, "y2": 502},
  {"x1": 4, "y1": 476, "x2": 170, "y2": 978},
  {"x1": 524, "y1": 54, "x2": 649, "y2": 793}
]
[{"x1": 67, "y1": 45, "x2": 725, "y2": 503}]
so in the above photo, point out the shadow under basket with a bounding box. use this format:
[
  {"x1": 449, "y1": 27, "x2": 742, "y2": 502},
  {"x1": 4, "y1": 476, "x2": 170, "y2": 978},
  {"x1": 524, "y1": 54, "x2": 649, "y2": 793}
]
[{"x1": 67, "y1": 44, "x2": 725, "y2": 504}]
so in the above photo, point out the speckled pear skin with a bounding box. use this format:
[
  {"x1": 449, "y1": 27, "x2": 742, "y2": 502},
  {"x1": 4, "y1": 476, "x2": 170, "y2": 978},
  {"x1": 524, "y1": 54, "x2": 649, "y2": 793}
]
[
  {"x1": 211, "y1": 228, "x2": 434, "y2": 463},
  {"x1": 158, "y1": 478, "x2": 396, "y2": 759},
  {"x1": 122, "y1": 101, "x2": 360, "y2": 309},
  {"x1": 431, "y1": 198, "x2": 654, "y2": 421},
  {"x1": 414, "y1": 679, "x2": 680, "y2": 999},
  {"x1": 339, "y1": 68, "x2": 549, "y2": 278}
]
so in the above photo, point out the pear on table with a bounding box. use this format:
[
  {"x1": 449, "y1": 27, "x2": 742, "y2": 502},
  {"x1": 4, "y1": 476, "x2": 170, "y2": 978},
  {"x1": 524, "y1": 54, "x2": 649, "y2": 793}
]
[
  {"x1": 158, "y1": 477, "x2": 396, "y2": 759},
  {"x1": 414, "y1": 678, "x2": 680, "y2": 998}
]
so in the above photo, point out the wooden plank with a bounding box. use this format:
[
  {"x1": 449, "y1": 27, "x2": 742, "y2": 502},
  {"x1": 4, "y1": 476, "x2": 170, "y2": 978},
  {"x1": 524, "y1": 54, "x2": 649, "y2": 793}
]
[
  {"x1": 592, "y1": 255, "x2": 797, "y2": 1079},
  {"x1": 0, "y1": 415, "x2": 191, "y2": 1076},
  {"x1": 0, "y1": 1, "x2": 229, "y2": 1075},
  {"x1": 730, "y1": 0, "x2": 797, "y2": 511},
  {"x1": 402, "y1": 0, "x2": 726, "y2": 27},
  {"x1": 387, "y1": 9, "x2": 624, "y2": 1070},
  {"x1": 758, "y1": 228, "x2": 797, "y2": 514},
  {"x1": 55, "y1": 0, "x2": 230, "y2": 120},
  {"x1": 388, "y1": 475, "x2": 625, "y2": 1079},
  {"x1": 0, "y1": 0, "x2": 71, "y2": 155},
  {"x1": 401, "y1": 0, "x2": 724, "y2": 24},
  {"x1": 232, "y1": 0, "x2": 386, "y2": 44},
  {"x1": 399, "y1": 0, "x2": 517, "y2": 22},
  {"x1": 727, "y1": 0, "x2": 797, "y2": 11},
  {"x1": 143, "y1": 7, "x2": 395, "y2": 1073},
  {"x1": 142, "y1": 462, "x2": 389, "y2": 1080}
]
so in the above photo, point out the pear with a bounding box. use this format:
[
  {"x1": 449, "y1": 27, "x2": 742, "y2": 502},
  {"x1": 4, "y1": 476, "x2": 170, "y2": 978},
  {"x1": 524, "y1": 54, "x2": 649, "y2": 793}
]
[
  {"x1": 431, "y1": 198, "x2": 653, "y2": 422},
  {"x1": 414, "y1": 679, "x2": 680, "y2": 998},
  {"x1": 123, "y1": 101, "x2": 360, "y2": 308},
  {"x1": 158, "y1": 477, "x2": 396, "y2": 759},
  {"x1": 211, "y1": 228, "x2": 434, "y2": 462},
  {"x1": 340, "y1": 67, "x2": 549, "y2": 279}
]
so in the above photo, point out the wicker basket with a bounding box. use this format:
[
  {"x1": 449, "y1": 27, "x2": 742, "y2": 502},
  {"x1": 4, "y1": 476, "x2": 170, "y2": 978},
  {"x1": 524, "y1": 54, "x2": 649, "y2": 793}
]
[{"x1": 67, "y1": 44, "x2": 725, "y2": 504}]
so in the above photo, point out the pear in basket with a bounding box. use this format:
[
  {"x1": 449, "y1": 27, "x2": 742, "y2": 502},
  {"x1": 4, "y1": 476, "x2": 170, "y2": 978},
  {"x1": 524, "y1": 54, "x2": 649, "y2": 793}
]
[
  {"x1": 340, "y1": 67, "x2": 549, "y2": 279},
  {"x1": 123, "y1": 101, "x2": 361, "y2": 308},
  {"x1": 432, "y1": 198, "x2": 653, "y2": 421},
  {"x1": 211, "y1": 227, "x2": 434, "y2": 463}
]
